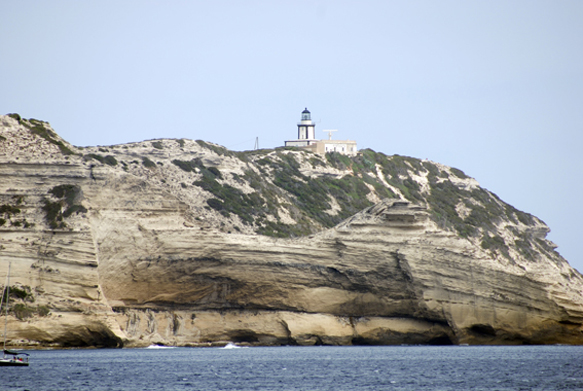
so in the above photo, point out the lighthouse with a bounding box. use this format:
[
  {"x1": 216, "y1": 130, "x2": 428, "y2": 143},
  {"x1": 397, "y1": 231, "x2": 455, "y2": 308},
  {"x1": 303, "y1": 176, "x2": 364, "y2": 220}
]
[
  {"x1": 284, "y1": 107, "x2": 357, "y2": 156},
  {"x1": 297, "y1": 108, "x2": 316, "y2": 140}
]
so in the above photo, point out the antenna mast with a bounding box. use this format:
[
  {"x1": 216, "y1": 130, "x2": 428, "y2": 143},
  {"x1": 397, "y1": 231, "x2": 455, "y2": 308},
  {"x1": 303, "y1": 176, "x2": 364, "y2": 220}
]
[
  {"x1": 2, "y1": 262, "x2": 11, "y2": 354},
  {"x1": 323, "y1": 129, "x2": 338, "y2": 140}
]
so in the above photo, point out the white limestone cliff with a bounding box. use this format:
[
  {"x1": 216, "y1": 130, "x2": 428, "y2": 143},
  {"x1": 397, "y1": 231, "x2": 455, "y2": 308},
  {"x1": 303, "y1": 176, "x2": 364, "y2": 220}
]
[{"x1": 1, "y1": 114, "x2": 582, "y2": 347}]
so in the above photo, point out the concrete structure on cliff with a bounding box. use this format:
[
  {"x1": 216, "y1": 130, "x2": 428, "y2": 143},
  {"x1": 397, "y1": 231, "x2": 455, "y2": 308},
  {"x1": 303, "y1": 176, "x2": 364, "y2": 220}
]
[{"x1": 284, "y1": 108, "x2": 357, "y2": 156}]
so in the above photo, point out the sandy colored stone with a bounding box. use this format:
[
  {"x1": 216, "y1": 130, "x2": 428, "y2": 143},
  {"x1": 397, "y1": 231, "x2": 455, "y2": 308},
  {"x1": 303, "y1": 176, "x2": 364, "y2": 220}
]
[{"x1": 1, "y1": 114, "x2": 583, "y2": 348}]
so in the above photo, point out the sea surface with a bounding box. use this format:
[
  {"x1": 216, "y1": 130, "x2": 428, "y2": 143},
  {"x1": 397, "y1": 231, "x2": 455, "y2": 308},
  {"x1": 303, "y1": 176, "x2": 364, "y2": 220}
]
[{"x1": 1, "y1": 345, "x2": 582, "y2": 390}]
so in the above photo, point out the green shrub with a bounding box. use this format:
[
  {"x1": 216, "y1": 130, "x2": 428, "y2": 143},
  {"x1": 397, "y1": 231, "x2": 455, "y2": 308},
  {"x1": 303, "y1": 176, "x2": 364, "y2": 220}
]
[
  {"x1": 325, "y1": 152, "x2": 353, "y2": 170},
  {"x1": 23, "y1": 119, "x2": 75, "y2": 155},
  {"x1": 103, "y1": 155, "x2": 118, "y2": 166},
  {"x1": 49, "y1": 184, "x2": 80, "y2": 205},
  {"x1": 142, "y1": 157, "x2": 156, "y2": 168},
  {"x1": 37, "y1": 305, "x2": 50, "y2": 317},
  {"x1": 481, "y1": 234, "x2": 510, "y2": 259},
  {"x1": 207, "y1": 166, "x2": 222, "y2": 179},
  {"x1": 62, "y1": 204, "x2": 88, "y2": 218},
  {"x1": 207, "y1": 198, "x2": 224, "y2": 210},
  {"x1": 450, "y1": 167, "x2": 469, "y2": 179},
  {"x1": 0, "y1": 204, "x2": 21, "y2": 216},
  {"x1": 85, "y1": 154, "x2": 105, "y2": 163},
  {"x1": 5, "y1": 285, "x2": 31, "y2": 301},
  {"x1": 152, "y1": 141, "x2": 164, "y2": 149},
  {"x1": 85, "y1": 154, "x2": 117, "y2": 166},
  {"x1": 12, "y1": 304, "x2": 35, "y2": 320},
  {"x1": 196, "y1": 140, "x2": 233, "y2": 157},
  {"x1": 309, "y1": 156, "x2": 326, "y2": 168},
  {"x1": 514, "y1": 238, "x2": 537, "y2": 259},
  {"x1": 43, "y1": 184, "x2": 86, "y2": 229},
  {"x1": 172, "y1": 158, "x2": 204, "y2": 172},
  {"x1": 42, "y1": 200, "x2": 65, "y2": 229},
  {"x1": 195, "y1": 175, "x2": 266, "y2": 225}
]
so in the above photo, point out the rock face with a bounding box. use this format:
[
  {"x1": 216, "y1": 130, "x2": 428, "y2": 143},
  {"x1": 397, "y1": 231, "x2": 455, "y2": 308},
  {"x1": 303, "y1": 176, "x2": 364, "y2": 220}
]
[{"x1": 1, "y1": 114, "x2": 582, "y2": 347}]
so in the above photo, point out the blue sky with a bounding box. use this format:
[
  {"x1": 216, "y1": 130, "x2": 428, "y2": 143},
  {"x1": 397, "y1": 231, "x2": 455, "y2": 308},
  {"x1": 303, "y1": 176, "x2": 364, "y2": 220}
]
[{"x1": 2, "y1": 1, "x2": 583, "y2": 271}]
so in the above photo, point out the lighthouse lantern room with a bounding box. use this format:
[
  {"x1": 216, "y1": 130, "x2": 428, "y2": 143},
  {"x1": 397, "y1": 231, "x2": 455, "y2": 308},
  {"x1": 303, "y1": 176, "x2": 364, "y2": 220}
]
[{"x1": 298, "y1": 108, "x2": 315, "y2": 140}]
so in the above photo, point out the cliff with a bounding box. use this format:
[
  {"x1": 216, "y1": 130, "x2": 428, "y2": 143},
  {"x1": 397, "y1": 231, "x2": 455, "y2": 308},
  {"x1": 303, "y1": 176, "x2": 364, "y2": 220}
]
[{"x1": 1, "y1": 113, "x2": 582, "y2": 347}]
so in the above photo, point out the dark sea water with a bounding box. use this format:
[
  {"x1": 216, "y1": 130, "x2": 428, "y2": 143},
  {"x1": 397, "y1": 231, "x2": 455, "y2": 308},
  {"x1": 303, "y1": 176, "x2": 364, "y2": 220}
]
[{"x1": 2, "y1": 345, "x2": 582, "y2": 390}]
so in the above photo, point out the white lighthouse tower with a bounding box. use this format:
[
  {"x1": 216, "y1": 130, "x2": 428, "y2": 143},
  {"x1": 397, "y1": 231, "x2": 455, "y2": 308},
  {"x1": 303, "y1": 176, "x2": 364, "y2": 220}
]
[
  {"x1": 297, "y1": 108, "x2": 316, "y2": 140},
  {"x1": 284, "y1": 107, "x2": 357, "y2": 156}
]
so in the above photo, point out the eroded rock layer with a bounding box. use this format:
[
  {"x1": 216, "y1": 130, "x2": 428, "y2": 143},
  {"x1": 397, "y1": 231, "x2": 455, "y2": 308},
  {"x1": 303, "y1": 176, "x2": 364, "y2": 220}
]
[{"x1": 1, "y1": 114, "x2": 582, "y2": 347}]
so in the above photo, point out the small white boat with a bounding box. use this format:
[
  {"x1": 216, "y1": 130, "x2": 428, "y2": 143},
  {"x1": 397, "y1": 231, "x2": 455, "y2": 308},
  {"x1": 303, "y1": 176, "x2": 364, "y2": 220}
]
[{"x1": 0, "y1": 349, "x2": 29, "y2": 367}]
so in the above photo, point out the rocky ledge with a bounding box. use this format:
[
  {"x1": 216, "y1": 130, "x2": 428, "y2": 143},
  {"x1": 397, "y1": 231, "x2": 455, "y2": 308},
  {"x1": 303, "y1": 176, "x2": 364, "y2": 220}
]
[{"x1": 0, "y1": 114, "x2": 582, "y2": 347}]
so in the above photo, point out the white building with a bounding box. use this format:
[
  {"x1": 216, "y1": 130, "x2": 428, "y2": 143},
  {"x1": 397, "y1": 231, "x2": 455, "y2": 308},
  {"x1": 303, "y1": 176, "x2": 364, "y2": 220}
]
[
  {"x1": 284, "y1": 108, "x2": 357, "y2": 156},
  {"x1": 284, "y1": 108, "x2": 317, "y2": 148}
]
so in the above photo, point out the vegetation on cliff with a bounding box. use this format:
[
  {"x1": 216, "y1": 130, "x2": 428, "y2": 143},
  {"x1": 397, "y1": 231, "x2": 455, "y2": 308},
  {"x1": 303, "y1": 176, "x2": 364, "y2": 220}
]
[
  {"x1": 42, "y1": 184, "x2": 87, "y2": 229},
  {"x1": 0, "y1": 114, "x2": 558, "y2": 267},
  {"x1": 10, "y1": 115, "x2": 77, "y2": 156},
  {"x1": 1, "y1": 114, "x2": 581, "y2": 348},
  {"x1": 165, "y1": 143, "x2": 544, "y2": 266}
]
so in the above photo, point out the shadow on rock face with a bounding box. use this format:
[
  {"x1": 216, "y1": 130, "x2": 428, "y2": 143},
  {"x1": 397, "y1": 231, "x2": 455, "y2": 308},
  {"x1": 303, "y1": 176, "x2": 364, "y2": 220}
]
[
  {"x1": 58, "y1": 324, "x2": 124, "y2": 348},
  {"x1": 351, "y1": 332, "x2": 454, "y2": 346}
]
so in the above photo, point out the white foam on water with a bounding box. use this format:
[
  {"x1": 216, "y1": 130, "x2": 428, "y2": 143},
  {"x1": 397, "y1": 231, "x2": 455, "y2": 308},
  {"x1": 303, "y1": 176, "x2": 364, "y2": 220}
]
[
  {"x1": 145, "y1": 344, "x2": 176, "y2": 349},
  {"x1": 221, "y1": 343, "x2": 242, "y2": 349}
]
